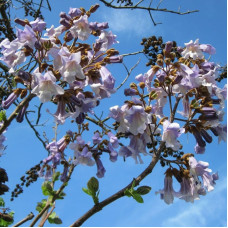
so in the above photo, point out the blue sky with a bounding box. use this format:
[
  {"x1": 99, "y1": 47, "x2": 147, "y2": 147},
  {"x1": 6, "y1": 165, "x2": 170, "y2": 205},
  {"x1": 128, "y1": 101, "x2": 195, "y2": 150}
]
[{"x1": 1, "y1": 0, "x2": 227, "y2": 227}]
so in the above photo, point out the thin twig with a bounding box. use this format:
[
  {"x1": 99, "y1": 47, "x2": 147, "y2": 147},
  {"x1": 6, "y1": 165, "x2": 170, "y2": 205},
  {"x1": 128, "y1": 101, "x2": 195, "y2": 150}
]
[
  {"x1": 13, "y1": 212, "x2": 34, "y2": 227},
  {"x1": 116, "y1": 60, "x2": 140, "y2": 90},
  {"x1": 38, "y1": 203, "x2": 55, "y2": 227},
  {"x1": 25, "y1": 112, "x2": 47, "y2": 150}
]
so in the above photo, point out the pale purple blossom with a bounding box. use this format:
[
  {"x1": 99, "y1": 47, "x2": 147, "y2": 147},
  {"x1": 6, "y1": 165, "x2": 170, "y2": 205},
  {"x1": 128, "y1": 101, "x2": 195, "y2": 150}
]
[
  {"x1": 30, "y1": 18, "x2": 46, "y2": 32},
  {"x1": 31, "y1": 71, "x2": 64, "y2": 103},
  {"x1": 70, "y1": 15, "x2": 91, "y2": 41},
  {"x1": 162, "y1": 120, "x2": 184, "y2": 151}
]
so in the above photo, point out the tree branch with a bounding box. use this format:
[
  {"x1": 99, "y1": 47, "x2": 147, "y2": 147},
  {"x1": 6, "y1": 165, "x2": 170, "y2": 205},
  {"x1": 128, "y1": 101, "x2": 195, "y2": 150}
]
[
  {"x1": 70, "y1": 142, "x2": 165, "y2": 227},
  {"x1": 13, "y1": 212, "x2": 34, "y2": 227}
]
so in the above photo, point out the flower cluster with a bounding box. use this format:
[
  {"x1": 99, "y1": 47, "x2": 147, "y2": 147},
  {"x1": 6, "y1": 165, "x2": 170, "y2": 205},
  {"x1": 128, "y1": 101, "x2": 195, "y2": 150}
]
[{"x1": 0, "y1": 4, "x2": 122, "y2": 125}]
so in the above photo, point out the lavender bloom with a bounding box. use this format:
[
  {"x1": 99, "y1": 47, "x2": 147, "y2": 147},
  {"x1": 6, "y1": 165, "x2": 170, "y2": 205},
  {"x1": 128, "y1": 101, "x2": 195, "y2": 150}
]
[
  {"x1": 214, "y1": 124, "x2": 227, "y2": 143},
  {"x1": 76, "y1": 112, "x2": 85, "y2": 124},
  {"x1": 119, "y1": 146, "x2": 132, "y2": 159},
  {"x1": 68, "y1": 7, "x2": 82, "y2": 18},
  {"x1": 30, "y1": 18, "x2": 46, "y2": 32},
  {"x1": 31, "y1": 71, "x2": 64, "y2": 103},
  {"x1": 181, "y1": 39, "x2": 204, "y2": 60},
  {"x1": 156, "y1": 170, "x2": 177, "y2": 205},
  {"x1": 189, "y1": 156, "x2": 218, "y2": 192},
  {"x1": 16, "y1": 103, "x2": 28, "y2": 123},
  {"x1": 162, "y1": 120, "x2": 184, "y2": 151},
  {"x1": 2, "y1": 90, "x2": 21, "y2": 109},
  {"x1": 124, "y1": 88, "x2": 138, "y2": 96},
  {"x1": 14, "y1": 18, "x2": 27, "y2": 26},
  {"x1": 60, "y1": 18, "x2": 71, "y2": 28},
  {"x1": 92, "y1": 132, "x2": 102, "y2": 144},
  {"x1": 100, "y1": 66, "x2": 116, "y2": 90},
  {"x1": 199, "y1": 44, "x2": 216, "y2": 55},
  {"x1": 164, "y1": 41, "x2": 173, "y2": 53},
  {"x1": 89, "y1": 22, "x2": 109, "y2": 31},
  {"x1": 44, "y1": 167, "x2": 53, "y2": 181},
  {"x1": 16, "y1": 25, "x2": 36, "y2": 47},
  {"x1": 60, "y1": 165, "x2": 69, "y2": 182},
  {"x1": 125, "y1": 106, "x2": 148, "y2": 135},
  {"x1": 0, "y1": 122, "x2": 6, "y2": 153},
  {"x1": 97, "y1": 30, "x2": 118, "y2": 51},
  {"x1": 70, "y1": 15, "x2": 91, "y2": 41},
  {"x1": 194, "y1": 143, "x2": 206, "y2": 154},
  {"x1": 108, "y1": 143, "x2": 118, "y2": 162},
  {"x1": 107, "y1": 132, "x2": 119, "y2": 148},
  {"x1": 105, "y1": 55, "x2": 123, "y2": 63},
  {"x1": 95, "y1": 156, "x2": 106, "y2": 178},
  {"x1": 59, "y1": 12, "x2": 72, "y2": 21}
]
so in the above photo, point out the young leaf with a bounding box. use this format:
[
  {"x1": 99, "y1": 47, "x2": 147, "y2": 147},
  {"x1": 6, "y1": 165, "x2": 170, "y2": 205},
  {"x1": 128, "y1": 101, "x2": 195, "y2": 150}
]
[
  {"x1": 82, "y1": 187, "x2": 92, "y2": 196},
  {"x1": 52, "y1": 172, "x2": 61, "y2": 182},
  {"x1": 36, "y1": 199, "x2": 47, "y2": 212},
  {"x1": 0, "y1": 111, "x2": 6, "y2": 122},
  {"x1": 48, "y1": 212, "x2": 62, "y2": 224},
  {"x1": 42, "y1": 182, "x2": 54, "y2": 196},
  {"x1": 136, "y1": 186, "x2": 152, "y2": 195},
  {"x1": 87, "y1": 177, "x2": 99, "y2": 193},
  {"x1": 132, "y1": 193, "x2": 144, "y2": 203}
]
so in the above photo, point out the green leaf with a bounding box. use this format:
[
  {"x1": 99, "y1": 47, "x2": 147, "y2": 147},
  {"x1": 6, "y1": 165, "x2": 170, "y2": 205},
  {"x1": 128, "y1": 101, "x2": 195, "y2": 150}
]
[
  {"x1": 87, "y1": 177, "x2": 99, "y2": 193},
  {"x1": 36, "y1": 199, "x2": 47, "y2": 212},
  {"x1": 52, "y1": 172, "x2": 61, "y2": 182},
  {"x1": 48, "y1": 212, "x2": 62, "y2": 224},
  {"x1": 0, "y1": 111, "x2": 6, "y2": 122},
  {"x1": 132, "y1": 193, "x2": 144, "y2": 203},
  {"x1": 124, "y1": 189, "x2": 132, "y2": 197},
  {"x1": 56, "y1": 192, "x2": 66, "y2": 200},
  {"x1": 82, "y1": 187, "x2": 92, "y2": 196},
  {"x1": 42, "y1": 182, "x2": 54, "y2": 196},
  {"x1": 0, "y1": 197, "x2": 5, "y2": 207},
  {"x1": 190, "y1": 99, "x2": 200, "y2": 109},
  {"x1": 136, "y1": 186, "x2": 152, "y2": 195}
]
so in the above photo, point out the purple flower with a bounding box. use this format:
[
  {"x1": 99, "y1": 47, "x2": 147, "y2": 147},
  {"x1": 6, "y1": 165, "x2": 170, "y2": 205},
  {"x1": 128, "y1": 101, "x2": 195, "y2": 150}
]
[
  {"x1": 2, "y1": 89, "x2": 21, "y2": 109},
  {"x1": 97, "y1": 30, "x2": 118, "y2": 51},
  {"x1": 95, "y1": 156, "x2": 106, "y2": 178},
  {"x1": 16, "y1": 25, "x2": 37, "y2": 47},
  {"x1": 194, "y1": 143, "x2": 205, "y2": 154},
  {"x1": 16, "y1": 103, "x2": 28, "y2": 123},
  {"x1": 68, "y1": 8, "x2": 82, "y2": 18},
  {"x1": 30, "y1": 18, "x2": 46, "y2": 32},
  {"x1": 70, "y1": 15, "x2": 91, "y2": 41},
  {"x1": 156, "y1": 170, "x2": 177, "y2": 205},
  {"x1": 60, "y1": 165, "x2": 69, "y2": 182},
  {"x1": 100, "y1": 66, "x2": 116, "y2": 90},
  {"x1": 31, "y1": 71, "x2": 64, "y2": 103},
  {"x1": 89, "y1": 22, "x2": 109, "y2": 31},
  {"x1": 92, "y1": 132, "x2": 102, "y2": 144},
  {"x1": 108, "y1": 143, "x2": 118, "y2": 162},
  {"x1": 125, "y1": 105, "x2": 148, "y2": 135},
  {"x1": 162, "y1": 120, "x2": 184, "y2": 151},
  {"x1": 189, "y1": 156, "x2": 218, "y2": 192},
  {"x1": 107, "y1": 132, "x2": 119, "y2": 148}
]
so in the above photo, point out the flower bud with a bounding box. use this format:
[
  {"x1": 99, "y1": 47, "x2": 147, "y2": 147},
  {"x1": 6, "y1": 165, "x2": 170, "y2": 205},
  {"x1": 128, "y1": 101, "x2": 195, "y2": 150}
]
[
  {"x1": 145, "y1": 106, "x2": 152, "y2": 113},
  {"x1": 139, "y1": 82, "x2": 145, "y2": 89},
  {"x1": 156, "y1": 59, "x2": 163, "y2": 66},
  {"x1": 89, "y1": 4, "x2": 100, "y2": 13}
]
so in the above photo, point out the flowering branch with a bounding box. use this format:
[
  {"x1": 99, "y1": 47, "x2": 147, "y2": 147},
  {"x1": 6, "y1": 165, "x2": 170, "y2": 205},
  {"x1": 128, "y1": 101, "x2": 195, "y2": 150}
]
[
  {"x1": 0, "y1": 93, "x2": 36, "y2": 135},
  {"x1": 70, "y1": 142, "x2": 166, "y2": 227}
]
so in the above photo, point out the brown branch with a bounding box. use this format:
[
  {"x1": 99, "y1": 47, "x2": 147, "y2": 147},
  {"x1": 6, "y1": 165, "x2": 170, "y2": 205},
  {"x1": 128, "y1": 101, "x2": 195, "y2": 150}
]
[
  {"x1": 0, "y1": 93, "x2": 36, "y2": 135},
  {"x1": 13, "y1": 212, "x2": 34, "y2": 227},
  {"x1": 38, "y1": 203, "x2": 55, "y2": 227},
  {"x1": 70, "y1": 142, "x2": 165, "y2": 227},
  {"x1": 116, "y1": 60, "x2": 140, "y2": 90},
  {"x1": 98, "y1": 0, "x2": 199, "y2": 15},
  {"x1": 25, "y1": 111, "x2": 47, "y2": 150}
]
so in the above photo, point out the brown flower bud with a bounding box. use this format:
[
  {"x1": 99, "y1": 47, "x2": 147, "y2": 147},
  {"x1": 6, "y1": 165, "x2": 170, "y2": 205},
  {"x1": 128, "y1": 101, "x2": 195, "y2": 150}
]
[
  {"x1": 139, "y1": 82, "x2": 145, "y2": 89},
  {"x1": 145, "y1": 106, "x2": 152, "y2": 113},
  {"x1": 164, "y1": 58, "x2": 171, "y2": 65},
  {"x1": 130, "y1": 83, "x2": 137, "y2": 89},
  {"x1": 157, "y1": 54, "x2": 163, "y2": 59},
  {"x1": 20, "y1": 89, "x2": 27, "y2": 99},
  {"x1": 156, "y1": 59, "x2": 163, "y2": 66},
  {"x1": 14, "y1": 76, "x2": 24, "y2": 84},
  {"x1": 89, "y1": 4, "x2": 100, "y2": 13}
]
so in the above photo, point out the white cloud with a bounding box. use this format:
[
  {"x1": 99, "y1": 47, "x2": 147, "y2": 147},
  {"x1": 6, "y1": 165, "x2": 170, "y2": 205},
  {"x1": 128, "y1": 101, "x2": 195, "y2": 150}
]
[{"x1": 102, "y1": 9, "x2": 160, "y2": 37}]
